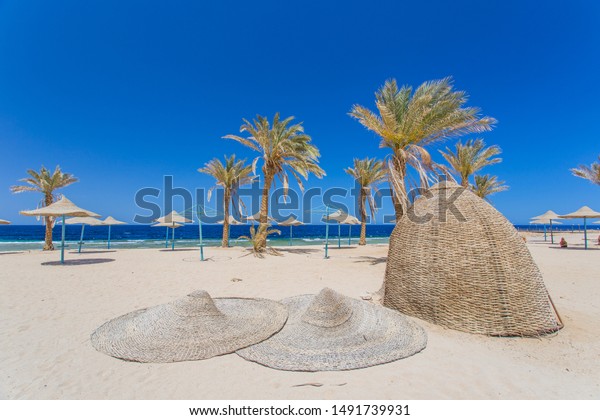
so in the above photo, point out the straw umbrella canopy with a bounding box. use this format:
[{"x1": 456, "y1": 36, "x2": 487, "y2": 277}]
[
  {"x1": 155, "y1": 211, "x2": 192, "y2": 223},
  {"x1": 64, "y1": 216, "x2": 104, "y2": 253},
  {"x1": 277, "y1": 216, "x2": 303, "y2": 246},
  {"x1": 20, "y1": 196, "x2": 100, "y2": 264},
  {"x1": 102, "y1": 216, "x2": 126, "y2": 250},
  {"x1": 559, "y1": 206, "x2": 600, "y2": 249},
  {"x1": 532, "y1": 210, "x2": 562, "y2": 244},
  {"x1": 245, "y1": 212, "x2": 275, "y2": 225},
  {"x1": 0, "y1": 219, "x2": 10, "y2": 225},
  {"x1": 152, "y1": 221, "x2": 183, "y2": 250}
]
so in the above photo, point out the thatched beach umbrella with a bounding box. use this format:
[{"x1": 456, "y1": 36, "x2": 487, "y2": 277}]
[
  {"x1": 64, "y1": 216, "x2": 104, "y2": 253},
  {"x1": 559, "y1": 206, "x2": 600, "y2": 249},
  {"x1": 155, "y1": 211, "x2": 191, "y2": 248},
  {"x1": 20, "y1": 196, "x2": 100, "y2": 264},
  {"x1": 532, "y1": 210, "x2": 561, "y2": 244},
  {"x1": 102, "y1": 216, "x2": 126, "y2": 250},
  {"x1": 0, "y1": 219, "x2": 10, "y2": 225},
  {"x1": 323, "y1": 210, "x2": 360, "y2": 248},
  {"x1": 152, "y1": 221, "x2": 183, "y2": 250},
  {"x1": 530, "y1": 217, "x2": 562, "y2": 242},
  {"x1": 277, "y1": 216, "x2": 303, "y2": 246},
  {"x1": 245, "y1": 212, "x2": 274, "y2": 224}
]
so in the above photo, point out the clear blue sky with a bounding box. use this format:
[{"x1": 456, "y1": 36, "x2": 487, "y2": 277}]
[{"x1": 1, "y1": 0, "x2": 599, "y2": 224}]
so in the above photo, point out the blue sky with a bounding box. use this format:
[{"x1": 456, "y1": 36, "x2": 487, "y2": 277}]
[{"x1": 1, "y1": 0, "x2": 599, "y2": 224}]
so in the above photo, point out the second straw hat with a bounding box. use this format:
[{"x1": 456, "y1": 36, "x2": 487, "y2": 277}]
[
  {"x1": 237, "y1": 288, "x2": 427, "y2": 371},
  {"x1": 91, "y1": 290, "x2": 288, "y2": 363}
]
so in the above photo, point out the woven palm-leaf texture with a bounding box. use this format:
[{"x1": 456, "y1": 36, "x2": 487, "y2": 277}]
[{"x1": 383, "y1": 182, "x2": 562, "y2": 336}]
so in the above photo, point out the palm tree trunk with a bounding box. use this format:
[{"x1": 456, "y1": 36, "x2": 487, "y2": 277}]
[
  {"x1": 222, "y1": 189, "x2": 230, "y2": 247},
  {"x1": 257, "y1": 171, "x2": 273, "y2": 249},
  {"x1": 359, "y1": 190, "x2": 367, "y2": 246},
  {"x1": 43, "y1": 193, "x2": 54, "y2": 251},
  {"x1": 390, "y1": 155, "x2": 407, "y2": 219},
  {"x1": 460, "y1": 176, "x2": 469, "y2": 187}
]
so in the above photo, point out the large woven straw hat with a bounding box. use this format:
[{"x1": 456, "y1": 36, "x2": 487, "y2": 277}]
[
  {"x1": 384, "y1": 181, "x2": 562, "y2": 337},
  {"x1": 91, "y1": 290, "x2": 288, "y2": 363},
  {"x1": 237, "y1": 288, "x2": 427, "y2": 371}
]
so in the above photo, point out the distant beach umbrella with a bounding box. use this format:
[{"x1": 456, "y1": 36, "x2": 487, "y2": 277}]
[
  {"x1": 245, "y1": 212, "x2": 274, "y2": 223},
  {"x1": 530, "y1": 218, "x2": 562, "y2": 242},
  {"x1": 102, "y1": 216, "x2": 126, "y2": 250},
  {"x1": 322, "y1": 210, "x2": 360, "y2": 248},
  {"x1": 532, "y1": 210, "x2": 562, "y2": 244},
  {"x1": 155, "y1": 211, "x2": 192, "y2": 223},
  {"x1": 559, "y1": 206, "x2": 600, "y2": 249},
  {"x1": 0, "y1": 219, "x2": 10, "y2": 225},
  {"x1": 155, "y1": 211, "x2": 191, "y2": 248},
  {"x1": 64, "y1": 216, "x2": 104, "y2": 253},
  {"x1": 20, "y1": 196, "x2": 100, "y2": 264},
  {"x1": 152, "y1": 221, "x2": 183, "y2": 250},
  {"x1": 277, "y1": 216, "x2": 303, "y2": 246}
]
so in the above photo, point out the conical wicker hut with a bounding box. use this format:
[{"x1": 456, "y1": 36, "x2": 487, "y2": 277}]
[{"x1": 383, "y1": 181, "x2": 562, "y2": 336}]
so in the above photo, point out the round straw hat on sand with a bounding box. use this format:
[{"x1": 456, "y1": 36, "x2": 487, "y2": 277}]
[
  {"x1": 91, "y1": 290, "x2": 288, "y2": 363},
  {"x1": 237, "y1": 288, "x2": 427, "y2": 371}
]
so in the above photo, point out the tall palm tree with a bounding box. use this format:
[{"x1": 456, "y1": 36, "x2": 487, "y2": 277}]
[
  {"x1": 198, "y1": 155, "x2": 253, "y2": 247},
  {"x1": 345, "y1": 158, "x2": 387, "y2": 245},
  {"x1": 570, "y1": 155, "x2": 600, "y2": 186},
  {"x1": 440, "y1": 139, "x2": 502, "y2": 187},
  {"x1": 224, "y1": 113, "x2": 325, "y2": 250},
  {"x1": 10, "y1": 166, "x2": 78, "y2": 250},
  {"x1": 472, "y1": 174, "x2": 508, "y2": 201},
  {"x1": 350, "y1": 77, "x2": 496, "y2": 217}
]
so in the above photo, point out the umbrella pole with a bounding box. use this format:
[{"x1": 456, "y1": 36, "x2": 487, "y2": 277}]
[
  {"x1": 289, "y1": 225, "x2": 293, "y2": 246},
  {"x1": 584, "y1": 217, "x2": 588, "y2": 250},
  {"x1": 165, "y1": 227, "x2": 169, "y2": 248},
  {"x1": 172, "y1": 226, "x2": 175, "y2": 250},
  {"x1": 60, "y1": 215, "x2": 66, "y2": 264},
  {"x1": 108, "y1": 225, "x2": 112, "y2": 249},
  {"x1": 198, "y1": 219, "x2": 204, "y2": 261},
  {"x1": 338, "y1": 222, "x2": 341, "y2": 248},
  {"x1": 324, "y1": 207, "x2": 330, "y2": 259},
  {"x1": 348, "y1": 224, "x2": 351, "y2": 246},
  {"x1": 544, "y1": 225, "x2": 547, "y2": 241},
  {"x1": 78, "y1": 224, "x2": 85, "y2": 253}
]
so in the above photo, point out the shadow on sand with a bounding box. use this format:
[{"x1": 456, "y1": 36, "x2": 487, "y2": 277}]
[
  {"x1": 0, "y1": 251, "x2": 25, "y2": 256},
  {"x1": 42, "y1": 258, "x2": 115, "y2": 266},
  {"x1": 273, "y1": 248, "x2": 320, "y2": 255},
  {"x1": 69, "y1": 250, "x2": 116, "y2": 255},
  {"x1": 158, "y1": 248, "x2": 197, "y2": 252},
  {"x1": 352, "y1": 256, "x2": 388, "y2": 265}
]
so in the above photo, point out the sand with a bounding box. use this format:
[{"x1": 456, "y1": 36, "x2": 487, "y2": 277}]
[{"x1": 1, "y1": 232, "x2": 599, "y2": 399}]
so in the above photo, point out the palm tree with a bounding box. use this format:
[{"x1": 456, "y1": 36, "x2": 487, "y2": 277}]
[
  {"x1": 345, "y1": 158, "x2": 387, "y2": 245},
  {"x1": 238, "y1": 224, "x2": 282, "y2": 257},
  {"x1": 350, "y1": 77, "x2": 496, "y2": 217},
  {"x1": 440, "y1": 139, "x2": 502, "y2": 187},
  {"x1": 224, "y1": 113, "x2": 325, "y2": 249},
  {"x1": 472, "y1": 174, "x2": 508, "y2": 201},
  {"x1": 10, "y1": 166, "x2": 78, "y2": 250},
  {"x1": 570, "y1": 155, "x2": 600, "y2": 186},
  {"x1": 198, "y1": 155, "x2": 254, "y2": 247}
]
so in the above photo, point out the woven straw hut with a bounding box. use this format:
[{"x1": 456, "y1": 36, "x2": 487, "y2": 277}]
[{"x1": 383, "y1": 182, "x2": 562, "y2": 336}]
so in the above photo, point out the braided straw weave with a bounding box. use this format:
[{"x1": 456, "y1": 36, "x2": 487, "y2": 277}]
[
  {"x1": 383, "y1": 182, "x2": 562, "y2": 337},
  {"x1": 91, "y1": 290, "x2": 288, "y2": 363},
  {"x1": 237, "y1": 288, "x2": 427, "y2": 371}
]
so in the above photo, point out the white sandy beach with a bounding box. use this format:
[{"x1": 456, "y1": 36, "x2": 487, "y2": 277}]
[{"x1": 1, "y1": 233, "x2": 599, "y2": 400}]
